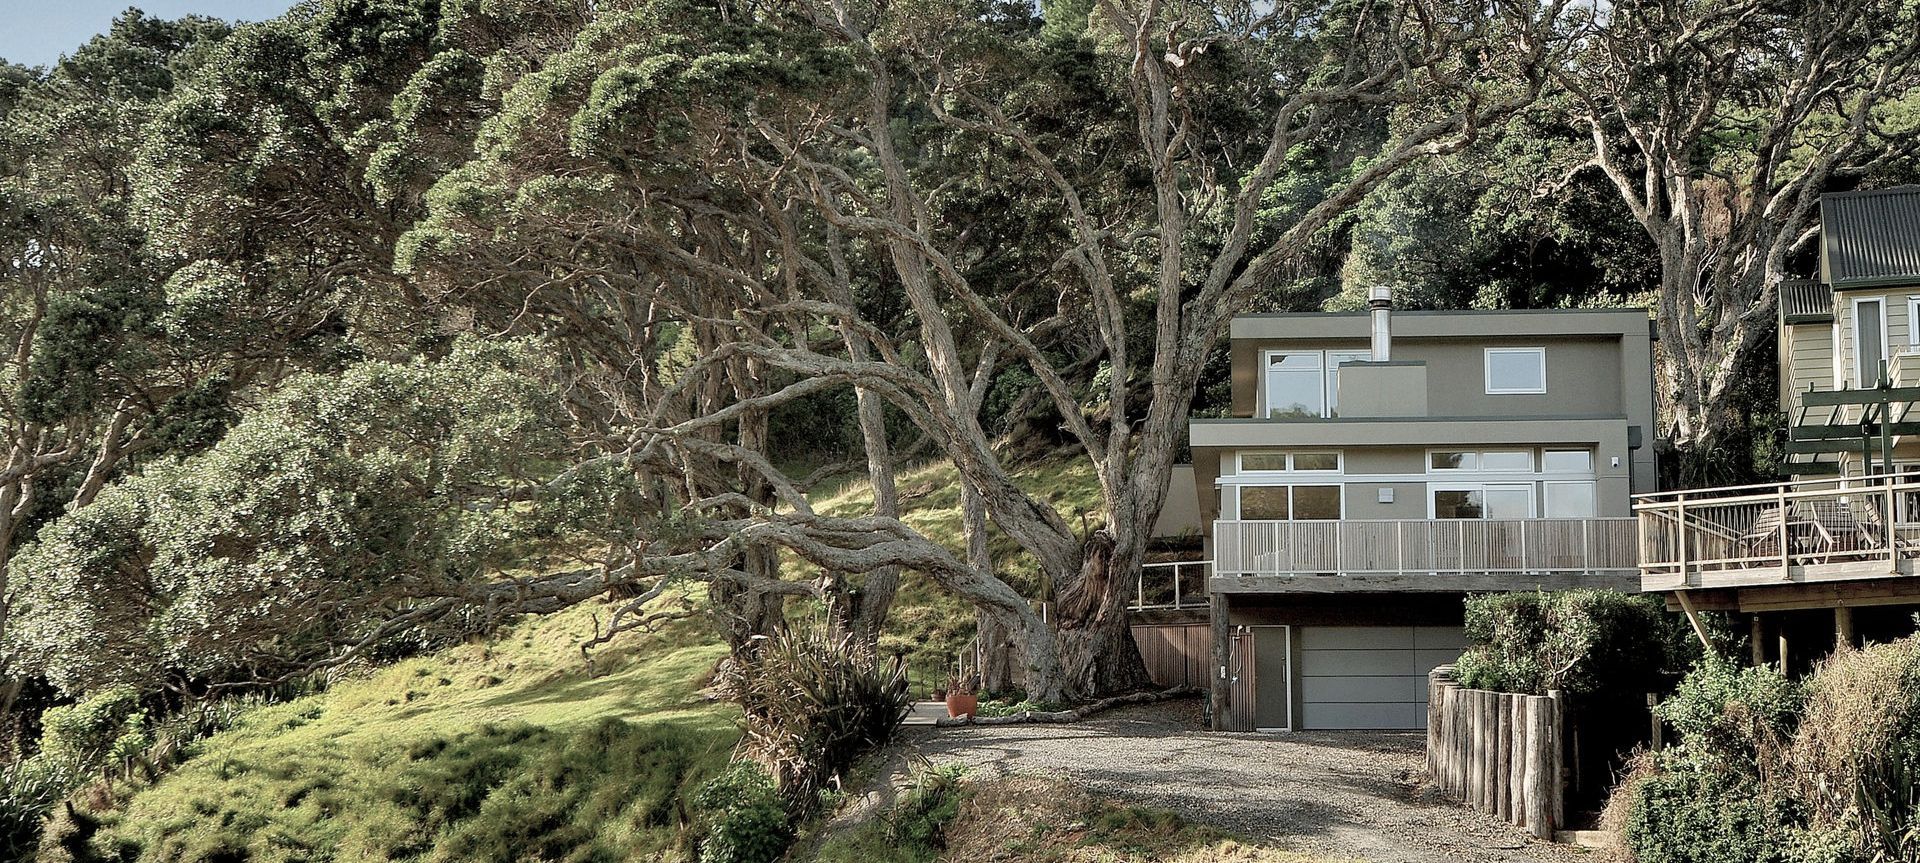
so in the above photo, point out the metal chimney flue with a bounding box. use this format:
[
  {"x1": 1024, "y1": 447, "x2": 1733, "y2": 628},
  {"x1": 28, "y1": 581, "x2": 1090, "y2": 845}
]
[{"x1": 1369, "y1": 285, "x2": 1392, "y2": 361}]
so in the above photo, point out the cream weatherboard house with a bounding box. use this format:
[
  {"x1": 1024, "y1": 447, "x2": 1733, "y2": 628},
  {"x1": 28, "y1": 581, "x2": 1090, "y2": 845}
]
[
  {"x1": 1638, "y1": 186, "x2": 1920, "y2": 669},
  {"x1": 1173, "y1": 292, "x2": 1658, "y2": 731}
]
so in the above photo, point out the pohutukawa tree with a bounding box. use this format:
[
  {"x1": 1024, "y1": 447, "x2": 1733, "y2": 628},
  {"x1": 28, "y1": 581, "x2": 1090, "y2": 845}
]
[
  {"x1": 1553, "y1": 0, "x2": 1920, "y2": 481},
  {"x1": 400, "y1": 0, "x2": 1567, "y2": 700}
]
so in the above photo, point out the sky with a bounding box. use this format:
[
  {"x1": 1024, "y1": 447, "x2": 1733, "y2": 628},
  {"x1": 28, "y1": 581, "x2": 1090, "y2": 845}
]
[{"x1": 0, "y1": 1, "x2": 298, "y2": 68}]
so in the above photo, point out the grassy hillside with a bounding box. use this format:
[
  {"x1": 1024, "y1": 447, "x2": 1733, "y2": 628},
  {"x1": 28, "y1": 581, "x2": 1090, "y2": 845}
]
[
  {"x1": 74, "y1": 456, "x2": 1111, "y2": 861},
  {"x1": 78, "y1": 607, "x2": 733, "y2": 863}
]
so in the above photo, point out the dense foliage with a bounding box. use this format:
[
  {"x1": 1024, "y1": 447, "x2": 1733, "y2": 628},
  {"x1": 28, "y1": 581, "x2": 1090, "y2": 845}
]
[
  {"x1": 1453, "y1": 590, "x2": 1697, "y2": 699},
  {"x1": 1622, "y1": 640, "x2": 1920, "y2": 863}
]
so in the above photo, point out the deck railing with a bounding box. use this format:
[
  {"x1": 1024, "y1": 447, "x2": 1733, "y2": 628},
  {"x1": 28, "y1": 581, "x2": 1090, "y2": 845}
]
[
  {"x1": 1213, "y1": 518, "x2": 1639, "y2": 578},
  {"x1": 1131, "y1": 560, "x2": 1211, "y2": 611},
  {"x1": 1635, "y1": 474, "x2": 1920, "y2": 584}
]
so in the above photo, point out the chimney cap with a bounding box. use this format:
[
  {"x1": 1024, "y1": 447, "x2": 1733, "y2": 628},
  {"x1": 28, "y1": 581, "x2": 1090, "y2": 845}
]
[{"x1": 1368, "y1": 285, "x2": 1392, "y2": 308}]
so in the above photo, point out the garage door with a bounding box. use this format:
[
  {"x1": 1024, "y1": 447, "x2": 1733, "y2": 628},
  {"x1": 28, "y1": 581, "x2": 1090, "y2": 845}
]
[{"x1": 1298, "y1": 626, "x2": 1464, "y2": 730}]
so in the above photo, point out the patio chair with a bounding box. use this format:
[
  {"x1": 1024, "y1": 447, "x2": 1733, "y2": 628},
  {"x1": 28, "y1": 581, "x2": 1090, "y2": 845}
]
[
  {"x1": 1801, "y1": 499, "x2": 1866, "y2": 561},
  {"x1": 1737, "y1": 505, "x2": 1788, "y2": 559}
]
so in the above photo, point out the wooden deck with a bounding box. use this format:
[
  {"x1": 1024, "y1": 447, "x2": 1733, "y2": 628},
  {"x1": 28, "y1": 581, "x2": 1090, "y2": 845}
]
[{"x1": 1637, "y1": 474, "x2": 1920, "y2": 599}]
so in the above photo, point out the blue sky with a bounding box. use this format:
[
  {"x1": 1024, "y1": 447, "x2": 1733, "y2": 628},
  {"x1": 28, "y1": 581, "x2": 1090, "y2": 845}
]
[{"x1": 0, "y1": 1, "x2": 298, "y2": 68}]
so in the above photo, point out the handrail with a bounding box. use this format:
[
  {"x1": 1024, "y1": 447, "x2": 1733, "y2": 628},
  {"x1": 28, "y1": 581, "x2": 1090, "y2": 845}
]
[
  {"x1": 1132, "y1": 560, "x2": 1210, "y2": 610},
  {"x1": 1635, "y1": 472, "x2": 1920, "y2": 507},
  {"x1": 1213, "y1": 517, "x2": 1638, "y2": 578}
]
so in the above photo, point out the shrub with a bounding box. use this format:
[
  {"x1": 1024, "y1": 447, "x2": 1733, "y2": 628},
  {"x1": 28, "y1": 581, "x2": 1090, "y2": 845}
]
[
  {"x1": 1655, "y1": 657, "x2": 1801, "y2": 763},
  {"x1": 692, "y1": 763, "x2": 791, "y2": 863},
  {"x1": 38, "y1": 687, "x2": 148, "y2": 772},
  {"x1": 887, "y1": 763, "x2": 967, "y2": 850},
  {"x1": 1455, "y1": 589, "x2": 1695, "y2": 698},
  {"x1": 725, "y1": 627, "x2": 911, "y2": 808}
]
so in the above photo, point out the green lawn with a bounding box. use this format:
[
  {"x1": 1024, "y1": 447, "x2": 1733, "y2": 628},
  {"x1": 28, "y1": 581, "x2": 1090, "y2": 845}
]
[{"x1": 84, "y1": 606, "x2": 734, "y2": 863}]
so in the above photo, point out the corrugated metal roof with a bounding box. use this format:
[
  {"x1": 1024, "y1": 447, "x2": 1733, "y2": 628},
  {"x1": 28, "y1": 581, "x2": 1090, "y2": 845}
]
[{"x1": 1822, "y1": 186, "x2": 1920, "y2": 287}]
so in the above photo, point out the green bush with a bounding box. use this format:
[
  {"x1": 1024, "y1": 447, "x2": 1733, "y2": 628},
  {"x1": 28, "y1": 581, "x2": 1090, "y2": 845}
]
[
  {"x1": 1625, "y1": 757, "x2": 1797, "y2": 863},
  {"x1": 1455, "y1": 589, "x2": 1695, "y2": 697},
  {"x1": 39, "y1": 687, "x2": 149, "y2": 771},
  {"x1": 692, "y1": 763, "x2": 792, "y2": 863},
  {"x1": 1621, "y1": 639, "x2": 1920, "y2": 863},
  {"x1": 725, "y1": 627, "x2": 911, "y2": 808}
]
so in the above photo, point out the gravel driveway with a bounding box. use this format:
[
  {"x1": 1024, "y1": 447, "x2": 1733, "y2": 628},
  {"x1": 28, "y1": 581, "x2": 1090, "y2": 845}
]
[{"x1": 900, "y1": 700, "x2": 1586, "y2": 863}]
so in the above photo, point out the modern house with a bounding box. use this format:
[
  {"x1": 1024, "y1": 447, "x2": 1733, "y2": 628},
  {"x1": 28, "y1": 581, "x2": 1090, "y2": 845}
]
[
  {"x1": 1638, "y1": 186, "x2": 1920, "y2": 667},
  {"x1": 1178, "y1": 293, "x2": 1658, "y2": 731}
]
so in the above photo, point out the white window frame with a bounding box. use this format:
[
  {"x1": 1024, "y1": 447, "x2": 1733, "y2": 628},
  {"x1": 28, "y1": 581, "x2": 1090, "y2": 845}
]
[
  {"x1": 1428, "y1": 482, "x2": 1537, "y2": 519},
  {"x1": 1853, "y1": 296, "x2": 1888, "y2": 388},
  {"x1": 1428, "y1": 450, "x2": 1479, "y2": 472},
  {"x1": 1907, "y1": 296, "x2": 1920, "y2": 352},
  {"x1": 1484, "y1": 347, "x2": 1547, "y2": 395},
  {"x1": 1259, "y1": 348, "x2": 1370, "y2": 418},
  {"x1": 1236, "y1": 451, "x2": 1342, "y2": 474},
  {"x1": 1542, "y1": 481, "x2": 1599, "y2": 519},
  {"x1": 1228, "y1": 483, "x2": 1346, "y2": 520},
  {"x1": 1541, "y1": 449, "x2": 1594, "y2": 473},
  {"x1": 1260, "y1": 349, "x2": 1326, "y2": 418},
  {"x1": 1479, "y1": 449, "x2": 1535, "y2": 472}
]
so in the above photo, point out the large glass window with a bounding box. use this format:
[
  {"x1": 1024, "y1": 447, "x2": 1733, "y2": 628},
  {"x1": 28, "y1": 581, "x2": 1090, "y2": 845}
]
[
  {"x1": 1240, "y1": 486, "x2": 1291, "y2": 520},
  {"x1": 1485, "y1": 347, "x2": 1547, "y2": 394},
  {"x1": 1544, "y1": 482, "x2": 1598, "y2": 518},
  {"x1": 1434, "y1": 484, "x2": 1534, "y2": 519},
  {"x1": 1264, "y1": 352, "x2": 1325, "y2": 418},
  {"x1": 1291, "y1": 486, "x2": 1342, "y2": 519},
  {"x1": 1260, "y1": 349, "x2": 1370, "y2": 418},
  {"x1": 1236, "y1": 485, "x2": 1341, "y2": 520}
]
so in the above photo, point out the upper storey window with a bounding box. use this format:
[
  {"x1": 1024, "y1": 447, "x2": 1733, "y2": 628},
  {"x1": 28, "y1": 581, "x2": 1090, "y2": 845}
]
[
  {"x1": 1262, "y1": 349, "x2": 1371, "y2": 417},
  {"x1": 1484, "y1": 347, "x2": 1547, "y2": 394}
]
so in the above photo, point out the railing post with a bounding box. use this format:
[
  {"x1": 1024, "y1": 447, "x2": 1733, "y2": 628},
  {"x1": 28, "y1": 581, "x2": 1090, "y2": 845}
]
[
  {"x1": 1138, "y1": 568, "x2": 1146, "y2": 610},
  {"x1": 1676, "y1": 493, "x2": 1690, "y2": 587},
  {"x1": 1890, "y1": 483, "x2": 1900, "y2": 576},
  {"x1": 1174, "y1": 562, "x2": 1183, "y2": 609},
  {"x1": 1397, "y1": 520, "x2": 1406, "y2": 576},
  {"x1": 1778, "y1": 484, "x2": 1790, "y2": 576},
  {"x1": 1582, "y1": 518, "x2": 1592, "y2": 575}
]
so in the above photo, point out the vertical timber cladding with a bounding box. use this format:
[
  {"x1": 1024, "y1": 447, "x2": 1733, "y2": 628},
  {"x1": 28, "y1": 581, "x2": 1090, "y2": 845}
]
[
  {"x1": 1296, "y1": 626, "x2": 1467, "y2": 730},
  {"x1": 1128, "y1": 623, "x2": 1210, "y2": 689}
]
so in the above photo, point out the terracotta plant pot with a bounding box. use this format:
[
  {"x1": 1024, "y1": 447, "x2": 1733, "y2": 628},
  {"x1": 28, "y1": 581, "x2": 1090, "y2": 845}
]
[{"x1": 945, "y1": 692, "x2": 978, "y2": 719}]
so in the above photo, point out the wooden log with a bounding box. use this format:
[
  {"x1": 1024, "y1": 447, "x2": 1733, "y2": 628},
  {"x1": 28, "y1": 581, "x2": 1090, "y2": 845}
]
[
  {"x1": 1548, "y1": 689, "x2": 1566, "y2": 826},
  {"x1": 1455, "y1": 686, "x2": 1469, "y2": 798},
  {"x1": 1489, "y1": 691, "x2": 1505, "y2": 822},
  {"x1": 1525, "y1": 695, "x2": 1553, "y2": 839},
  {"x1": 1209, "y1": 592, "x2": 1231, "y2": 729},
  {"x1": 1480, "y1": 691, "x2": 1496, "y2": 813},
  {"x1": 1427, "y1": 674, "x2": 1441, "y2": 778},
  {"x1": 1466, "y1": 689, "x2": 1481, "y2": 808},
  {"x1": 1509, "y1": 694, "x2": 1527, "y2": 826},
  {"x1": 1473, "y1": 690, "x2": 1489, "y2": 810}
]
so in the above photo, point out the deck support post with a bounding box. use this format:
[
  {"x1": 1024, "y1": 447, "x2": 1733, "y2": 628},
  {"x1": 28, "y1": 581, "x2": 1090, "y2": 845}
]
[
  {"x1": 1779, "y1": 627, "x2": 1790, "y2": 673},
  {"x1": 1673, "y1": 590, "x2": 1713, "y2": 652},
  {"x1": 1836, "y1": 605, "x2": 1856, "y2": 649},
  {"x1": 1751, "y1": 614, "x2": 1767, "y2": 667},
  {"x1": 1208, "y1": 591, "x2": 1231, "y2": 730}
]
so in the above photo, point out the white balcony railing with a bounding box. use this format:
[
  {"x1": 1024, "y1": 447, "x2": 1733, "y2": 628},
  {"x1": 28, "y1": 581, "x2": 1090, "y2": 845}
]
[
  {"x1": 1213, "y1": 518, "x2": 1639, "y2": 578},
  {"x1": 1636, "y1": 473, "x2": 1920, "y2": 585}
]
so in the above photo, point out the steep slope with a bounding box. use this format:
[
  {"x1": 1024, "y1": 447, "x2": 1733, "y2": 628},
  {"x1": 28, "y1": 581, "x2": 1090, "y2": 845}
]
[{"x1": 81, "y1": 608, "x2": 732, "y2": 862}]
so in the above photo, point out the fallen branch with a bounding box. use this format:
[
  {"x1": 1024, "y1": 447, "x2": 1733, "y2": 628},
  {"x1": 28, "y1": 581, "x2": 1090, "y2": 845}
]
[{"x1": 932, "y1": 685, "x2": 1200, "y2": 727}]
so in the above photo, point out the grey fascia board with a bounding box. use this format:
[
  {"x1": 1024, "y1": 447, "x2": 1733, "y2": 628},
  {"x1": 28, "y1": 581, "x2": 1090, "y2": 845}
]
[
  {"x1": 1831, "y1": 277, "x2": 1920, "y2": 291},
  {"x1": 1188, "y1": 416, "x2": 1629, "y2": 448},
  {"x1": 1229, "y1": 309, "x2": 1651, "y2": 341}
]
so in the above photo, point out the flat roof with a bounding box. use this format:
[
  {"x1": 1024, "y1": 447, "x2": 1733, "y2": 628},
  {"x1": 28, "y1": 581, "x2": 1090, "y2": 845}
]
[{"x1": 1229, "y1": 307, "x2": 1653, "y2": 341}]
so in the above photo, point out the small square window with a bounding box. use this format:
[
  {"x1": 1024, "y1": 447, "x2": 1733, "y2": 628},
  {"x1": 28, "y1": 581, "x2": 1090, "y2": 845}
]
[
  {"x1": 1485, "y1": 348, "x2": 1547, "y2": 394},
  {"x1": 1292, "y1": 453, "x2": 1339, "y2": 471}
]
